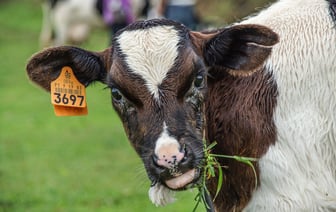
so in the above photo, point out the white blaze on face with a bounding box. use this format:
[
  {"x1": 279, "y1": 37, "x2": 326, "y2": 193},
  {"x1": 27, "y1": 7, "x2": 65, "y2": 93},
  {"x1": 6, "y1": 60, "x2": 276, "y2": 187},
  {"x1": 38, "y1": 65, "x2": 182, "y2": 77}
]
[
  {"x1": 155, "y1": 122, "x2": 181, "y2": 162},
  {"x1": 117, "y1": 26, "x2": 180, "y2": 99}
]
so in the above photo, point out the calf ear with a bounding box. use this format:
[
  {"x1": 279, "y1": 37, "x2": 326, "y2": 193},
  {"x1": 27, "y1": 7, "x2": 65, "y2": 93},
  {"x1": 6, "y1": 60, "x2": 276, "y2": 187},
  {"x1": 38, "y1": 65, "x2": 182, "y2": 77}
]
[
  {"x1": 191, "y1": 24, "x2": 279, "y2": 75},
  {"x1": 26, "y1": 46, "x2": 112, "y2": 91}
]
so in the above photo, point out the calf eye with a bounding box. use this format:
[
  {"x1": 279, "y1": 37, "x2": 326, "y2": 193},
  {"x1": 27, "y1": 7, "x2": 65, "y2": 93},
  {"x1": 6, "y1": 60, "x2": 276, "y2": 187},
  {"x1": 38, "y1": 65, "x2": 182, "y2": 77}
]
[
  {"x1": 111, "y1": 87, "x2": 123, "y2": 101},
  {"x1": 194, "y1": 74, "x2": 204, "y2": 88}
]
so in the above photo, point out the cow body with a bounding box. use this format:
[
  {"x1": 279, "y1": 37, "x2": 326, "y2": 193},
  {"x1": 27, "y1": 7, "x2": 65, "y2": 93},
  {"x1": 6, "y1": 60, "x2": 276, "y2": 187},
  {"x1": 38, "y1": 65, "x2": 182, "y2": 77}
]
[
  {"x1": 205, "y1": 0, "x2": 336, "y2": 210},
  {"x1": 27, "y1": 0, "x2": 336, "y2": 211},
  {"x1": 241, "y1": 0, "x2": 336, "y2": 210}
]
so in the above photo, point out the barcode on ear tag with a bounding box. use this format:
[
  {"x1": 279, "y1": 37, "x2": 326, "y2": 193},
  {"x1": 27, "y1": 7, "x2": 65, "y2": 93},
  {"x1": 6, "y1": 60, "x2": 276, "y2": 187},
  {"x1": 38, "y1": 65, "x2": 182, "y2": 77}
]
[{"x1": 50, "y1": 66, "x2": 88, "y2": 116}]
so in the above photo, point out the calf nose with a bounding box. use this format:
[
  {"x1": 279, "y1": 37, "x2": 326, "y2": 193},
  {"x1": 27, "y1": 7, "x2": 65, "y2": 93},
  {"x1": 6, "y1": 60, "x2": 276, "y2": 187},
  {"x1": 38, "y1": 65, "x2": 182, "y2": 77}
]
[{"x1": 154, "y1": 143, "x2": 185, "y2": 169}]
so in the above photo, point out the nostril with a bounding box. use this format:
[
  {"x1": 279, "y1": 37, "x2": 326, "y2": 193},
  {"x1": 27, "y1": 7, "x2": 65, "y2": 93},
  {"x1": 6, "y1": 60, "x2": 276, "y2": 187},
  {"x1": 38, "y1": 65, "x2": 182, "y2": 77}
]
[
  {"x1": 152, "y1": 153, "x2": 170, "y2": 166},
  {"x1": 179, "y1": 144, "x2": 186, "y2": 154},
  {"x1": 180, "y1": 148, "x2": 188, "y2": 163}
]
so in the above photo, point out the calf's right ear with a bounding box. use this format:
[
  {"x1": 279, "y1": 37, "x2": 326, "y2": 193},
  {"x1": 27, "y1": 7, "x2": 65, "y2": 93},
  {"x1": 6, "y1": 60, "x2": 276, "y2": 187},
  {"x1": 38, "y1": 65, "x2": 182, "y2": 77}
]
[
  {"x1": 190, "y1": 24, "x2": 279, "y2": 76},
  {"x1": 26, "y1": 46, "x2": 112, "y2": 91}
]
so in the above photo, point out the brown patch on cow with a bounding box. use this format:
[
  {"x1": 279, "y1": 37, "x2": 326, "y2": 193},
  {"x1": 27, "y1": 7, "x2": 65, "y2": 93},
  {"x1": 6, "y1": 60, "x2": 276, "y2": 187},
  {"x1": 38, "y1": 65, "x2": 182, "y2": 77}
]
[
  {"x1": 164, "y1": 49, "x2": 202, "y2": 100},
  {"x1": 109, "y1": 56, "x2": 148, "y2": 108},
  {"x1": 205, "y1": 67, "x2": 278, "y2": 211}
]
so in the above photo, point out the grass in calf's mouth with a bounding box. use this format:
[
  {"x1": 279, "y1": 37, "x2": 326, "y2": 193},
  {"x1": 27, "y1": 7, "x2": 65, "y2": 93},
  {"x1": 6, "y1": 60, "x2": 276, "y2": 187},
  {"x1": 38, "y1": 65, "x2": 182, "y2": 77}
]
[{"x1": 193, "y1": 141, "x2": 258, "y2": 212}]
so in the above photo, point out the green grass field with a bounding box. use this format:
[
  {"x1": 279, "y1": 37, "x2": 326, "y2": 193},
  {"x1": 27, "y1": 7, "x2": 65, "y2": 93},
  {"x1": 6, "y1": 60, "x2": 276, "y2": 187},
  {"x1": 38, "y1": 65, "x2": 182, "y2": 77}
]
[{"x1": 0, "y1": 0, "x2": 272, "y2": 211}]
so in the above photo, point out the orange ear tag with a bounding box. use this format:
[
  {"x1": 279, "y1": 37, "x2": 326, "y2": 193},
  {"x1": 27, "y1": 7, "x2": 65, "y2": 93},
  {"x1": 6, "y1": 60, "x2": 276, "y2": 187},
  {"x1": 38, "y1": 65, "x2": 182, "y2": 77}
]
[{"x1": 50, "y1": 66, "x2": 88, "y2": 116}]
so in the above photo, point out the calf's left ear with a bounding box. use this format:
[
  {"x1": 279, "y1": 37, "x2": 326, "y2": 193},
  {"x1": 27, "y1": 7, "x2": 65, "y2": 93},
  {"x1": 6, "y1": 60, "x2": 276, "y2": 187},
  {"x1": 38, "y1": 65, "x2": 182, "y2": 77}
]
[
  {"x1": 191, "y1": 24, "x2": 279, "y2": 75},
  {"x1": 26, "y1": 46, "x2": 112, "y2": 91}
]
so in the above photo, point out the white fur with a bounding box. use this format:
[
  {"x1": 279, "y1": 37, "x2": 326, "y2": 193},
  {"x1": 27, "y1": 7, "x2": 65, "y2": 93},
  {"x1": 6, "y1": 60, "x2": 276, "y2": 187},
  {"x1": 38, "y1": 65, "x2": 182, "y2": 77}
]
[
  {"x1": 118, "y1": 26, "x2": 179, "y2": 99},
  {"x1": 148, "y1": 183, "x2": 176, "y2": 206},
  {"x1": 241, "y1": 0, "x2": 336, "y2": 211},
  {"x1": 154, "y1": 122, "x2": 180, "y2": 156},
  {"x1": 149, "y1": 123, "x2": 180, "y2": 204}
]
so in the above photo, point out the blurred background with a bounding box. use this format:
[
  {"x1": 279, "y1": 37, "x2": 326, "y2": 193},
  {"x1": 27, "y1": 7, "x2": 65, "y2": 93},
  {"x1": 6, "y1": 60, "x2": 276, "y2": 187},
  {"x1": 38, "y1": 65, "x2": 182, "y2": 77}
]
[{"x1": 0, "y1": 0, "x2": 274, "y2": 211}]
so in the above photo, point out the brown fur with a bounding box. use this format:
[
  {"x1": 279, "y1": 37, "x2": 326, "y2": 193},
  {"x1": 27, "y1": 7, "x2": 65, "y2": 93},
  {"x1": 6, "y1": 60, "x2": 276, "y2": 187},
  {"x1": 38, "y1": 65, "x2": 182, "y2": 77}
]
[{"x1": 205, "y1": 68, "x2": 278, "y2": 211}]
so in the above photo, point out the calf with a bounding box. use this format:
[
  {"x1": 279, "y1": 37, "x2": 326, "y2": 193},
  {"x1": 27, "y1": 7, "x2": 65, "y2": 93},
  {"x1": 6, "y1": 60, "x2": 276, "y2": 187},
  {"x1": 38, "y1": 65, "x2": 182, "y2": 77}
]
[{"x1": 27, "y1": 0, "x2": 336, "y2": 211}]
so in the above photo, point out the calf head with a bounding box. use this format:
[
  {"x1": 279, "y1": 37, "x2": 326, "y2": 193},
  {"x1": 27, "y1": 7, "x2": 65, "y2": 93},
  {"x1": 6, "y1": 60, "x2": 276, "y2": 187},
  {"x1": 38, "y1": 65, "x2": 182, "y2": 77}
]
[{"x1": 26, "y1": 19, "x2": 278, "y2": 206}]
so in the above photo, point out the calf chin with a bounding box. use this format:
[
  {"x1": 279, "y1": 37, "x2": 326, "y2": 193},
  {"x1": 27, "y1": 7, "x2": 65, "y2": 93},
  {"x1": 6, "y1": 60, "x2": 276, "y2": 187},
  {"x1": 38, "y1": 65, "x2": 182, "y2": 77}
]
[{"x1": 148, "y1": 183, "x2": 176, "y2": 206}]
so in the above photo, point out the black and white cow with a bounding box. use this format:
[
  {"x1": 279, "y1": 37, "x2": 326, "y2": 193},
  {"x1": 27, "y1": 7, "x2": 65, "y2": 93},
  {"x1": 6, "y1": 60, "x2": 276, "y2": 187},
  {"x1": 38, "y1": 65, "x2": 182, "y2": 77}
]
[
  {"x1": 40, "y1": 0, "x2": 149, "y2": 47},
  {"x1": 27, "y1": 0, "x2": 336, "y2": 211}
]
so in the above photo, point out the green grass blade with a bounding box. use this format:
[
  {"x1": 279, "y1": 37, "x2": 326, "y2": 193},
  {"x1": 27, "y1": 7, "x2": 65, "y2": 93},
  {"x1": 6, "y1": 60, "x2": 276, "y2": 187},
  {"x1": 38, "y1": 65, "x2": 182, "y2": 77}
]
[
  {"x1": 233, "y1": 155, "x2": 258, "y2": 162},
  {"x1": 213, "y1": 162, "x2": 223, "y2": 201},
  {"x1": 205, "y1": 141, "x2": 218, "y2": 151}
]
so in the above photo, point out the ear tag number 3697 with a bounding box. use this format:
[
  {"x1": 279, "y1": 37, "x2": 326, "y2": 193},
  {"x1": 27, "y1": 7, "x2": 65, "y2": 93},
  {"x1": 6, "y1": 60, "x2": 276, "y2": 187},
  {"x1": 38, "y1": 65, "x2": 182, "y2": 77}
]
[{"x1": 50, "y1": 66, "x2": 88, "y2": 116}]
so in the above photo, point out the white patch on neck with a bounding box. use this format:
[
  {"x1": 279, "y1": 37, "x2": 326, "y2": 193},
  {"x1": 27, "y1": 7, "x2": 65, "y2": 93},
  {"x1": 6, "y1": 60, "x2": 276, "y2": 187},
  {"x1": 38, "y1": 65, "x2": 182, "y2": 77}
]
[{"x1": 117, "y1": 26, "x2": 179, "y2": 99}]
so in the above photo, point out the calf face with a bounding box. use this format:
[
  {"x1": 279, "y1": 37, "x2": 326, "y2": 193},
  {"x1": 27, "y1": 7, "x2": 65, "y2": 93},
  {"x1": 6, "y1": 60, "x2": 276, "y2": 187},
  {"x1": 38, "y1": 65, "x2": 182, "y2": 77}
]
[{"x1": 26, "y1": 19, "x2": 278, "y2": 205}]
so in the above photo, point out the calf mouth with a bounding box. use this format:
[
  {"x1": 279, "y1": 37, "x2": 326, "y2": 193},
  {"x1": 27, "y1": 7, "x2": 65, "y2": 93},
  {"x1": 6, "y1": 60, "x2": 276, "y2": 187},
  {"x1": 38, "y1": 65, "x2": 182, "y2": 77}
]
[
  {"x1": 148, "y1": 141, "x2": 205, "y2": 191},
  {"x1": 164, "y1": 167, "x2": 202, "y2": 190}
]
